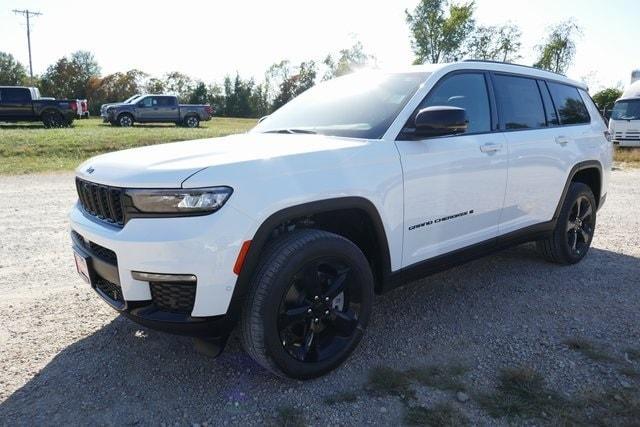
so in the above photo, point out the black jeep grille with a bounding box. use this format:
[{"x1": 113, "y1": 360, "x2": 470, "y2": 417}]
[
  {"x1": 76, "y1": 178, "x2": 125, "y2": 226},
  {"x1": 95, "y1": 277, "x2": 124, "y2": 303},
  {"x1": 150, "y1": 282, "x2": 196, "y2": 314}
]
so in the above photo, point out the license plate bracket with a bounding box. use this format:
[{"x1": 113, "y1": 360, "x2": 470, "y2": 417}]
[{"x1": 74, "y1": 250, "x2": 92, "y2": 285}]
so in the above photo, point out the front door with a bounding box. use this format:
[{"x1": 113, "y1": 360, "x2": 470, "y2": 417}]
[{"x1": 394, "y1": 72, "x2": 508, "y2": 267}]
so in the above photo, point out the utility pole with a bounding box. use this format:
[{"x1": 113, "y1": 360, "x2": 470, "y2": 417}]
[{"x1": 12, "y1": 9, "x2": 43, "y2": 82}]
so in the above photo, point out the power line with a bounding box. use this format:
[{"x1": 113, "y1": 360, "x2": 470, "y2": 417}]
[{"x1": 12, "y1": 9, "x2": 43, "y2": 82}]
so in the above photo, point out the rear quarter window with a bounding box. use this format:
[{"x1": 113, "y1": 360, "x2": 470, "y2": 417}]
[
  {"x1": 0, "y1": 87, "x2": 31, "y2": 103},
  {"x1": 547, "y1": 82, "x2": 590, "y2": 125}
]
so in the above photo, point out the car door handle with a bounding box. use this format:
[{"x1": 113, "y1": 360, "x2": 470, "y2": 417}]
[
  {"x1": 479, "y1": 142, "x2": 502, "y2": 153},
  {"x1": 555, "y1": 135, "x2": 570, "y2": 145}
]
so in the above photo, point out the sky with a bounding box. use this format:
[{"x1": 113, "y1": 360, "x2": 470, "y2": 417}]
[{"x1": 1, "y1": 0, "x2": 639, "y2": 92}]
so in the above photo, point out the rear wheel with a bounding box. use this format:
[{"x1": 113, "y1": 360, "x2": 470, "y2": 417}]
[
  {"x1": 241, "y1": 229, "x2": 374, "y2": 379},
  {"x1": 537, "y1": 182, "x2": 597, "y2": 264},
  {"x1": 184, "y1": 115, "x2": 200, "y2": 128},
  {"x1": 42, "y1": 111, "x2": 64, "y2": 128}
]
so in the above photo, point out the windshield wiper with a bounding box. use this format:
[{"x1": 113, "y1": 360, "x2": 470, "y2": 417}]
[{"x1": 264, "y1": 128, "x2": 317, "y2": 134}]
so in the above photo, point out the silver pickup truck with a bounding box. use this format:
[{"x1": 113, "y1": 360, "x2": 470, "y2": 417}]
[{"x1": 104, "y1": 94, "x2": 212, "y2": 128}]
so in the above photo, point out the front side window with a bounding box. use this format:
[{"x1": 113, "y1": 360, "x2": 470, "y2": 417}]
[
  {"x1": 252, "y1": 71, "x2": 428, "y2": 139},
  {"x1": 493, "y1": 75, "x2": 546, "y2": 129},
  {"x1": 410, "y1": 73, "x2": 491, "y2": 135},
  {"x1": 138, "y1": 97, "x2": 153, "y2": 107},
  {"x1": 611, "y1": 99, "x2": 640, "y2": 121},
  {"x1": 1, "y1": 88, "x2": 30, "y2": 103},
  {"x1": 547, "y1": 82, "x2": 590, "y2": 125}
]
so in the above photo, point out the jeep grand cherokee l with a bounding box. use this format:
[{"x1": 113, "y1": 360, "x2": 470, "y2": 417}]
[{"x1": 70, "y1": 61, "x2": 612, "y2": 379}]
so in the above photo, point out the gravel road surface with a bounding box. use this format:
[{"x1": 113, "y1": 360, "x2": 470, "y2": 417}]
[{"x1": 1, "y1": 168, "x2": 639, "y2": 425}]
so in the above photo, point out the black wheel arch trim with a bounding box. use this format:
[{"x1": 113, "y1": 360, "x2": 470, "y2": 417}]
[
  {"x1": 227, "y1": 197, "x2": 392, "y2": 322},
  {"x1": 552, "y1": 160, "x2": 603, "y2": 220}
]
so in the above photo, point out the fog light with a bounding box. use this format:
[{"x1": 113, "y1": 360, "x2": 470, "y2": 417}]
[{"x1": 131, "y1": 271, "x2": 196, "y2": 283}]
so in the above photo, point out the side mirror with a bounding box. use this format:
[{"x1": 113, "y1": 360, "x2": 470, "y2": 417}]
[{"x1": 414, "y1": 106, "x2": 467, "y2": 137}]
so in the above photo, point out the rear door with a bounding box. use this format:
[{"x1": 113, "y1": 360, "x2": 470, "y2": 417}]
[
  {"x1": 496, "y1": 75, "x2": 591, "y2": 234},
  {"x1": 395, "y1": 71, "x2": 508, "y2": 266},
  {"x1": 0, "y1": 87, "x2": 32, "y2": 119},
  {"x1": 155, "y1": 96, "x2": 179, "y2": 121}
]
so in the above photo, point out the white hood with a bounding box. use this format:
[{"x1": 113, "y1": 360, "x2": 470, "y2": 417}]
[{"x1": 75, "y1": 133, "x2": 368, "y2": 188}]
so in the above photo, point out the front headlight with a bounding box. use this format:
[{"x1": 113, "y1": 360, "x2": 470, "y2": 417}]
[{"x1": 126, "y1": 187, "x2": 233, "y2": 214}]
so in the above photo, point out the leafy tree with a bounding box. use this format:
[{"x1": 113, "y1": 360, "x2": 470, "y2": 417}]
[
  {"x1": 466, "y1": 24, "x2": 522, "y2": 62},
  {"x1": 40, "y1": 50, "x2": 100, "y2": 98},
  {"x1": 85, "y1": 69, "x2": 147, "y2": 114},
  {"x1": 0, "y1": 52, "x2": 28, "y2": 85},
  {"x1": 405, "y1": 0, "x2": 475, "y2": 64},
  {"x1": 534, "y1": 20, "x2": 581, "y2": 74},
  {"x1": 592, "y1": 87, "x2": 623, "y2": 111},
  {"x1": 323, "y1": 41, "x2": 375, "y2": 80},
  {"x1": 144, "y1": 77, "x2": 165, "y2": 94},
  {"x1": 188, "y1": 81, "x2": 208, "y2": 104},
  {"x1": 272, "y1": 60, "x2": 318, "y2": 110},
  {"x1": 162, "y1": 71, "x2": 194, "y2": 101}
]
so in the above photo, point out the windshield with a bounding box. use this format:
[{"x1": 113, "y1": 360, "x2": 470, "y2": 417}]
[
  {"x1": 611, "y1": 99, "x2": 640, "y2": 120},
  {"x1": 252, "y1": 71, "x2": 428, "y2": 139},
  {"x1": 125, "y1": 95, "x2": 141, "y2": 104}
]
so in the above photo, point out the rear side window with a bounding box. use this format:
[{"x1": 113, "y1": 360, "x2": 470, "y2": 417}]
[
  {"x1": 547, "y1": 82, "x2": 590, "y2": 125},
  {"x1": 415, "y1": 73, "x2": 491, "y2": 134},
  {"x1": 493, "y1": 75, "x2": 546, "y2": 129},
  {"x1": 1, "y1": 87, "x2": 31, "y2": 103},
  {"x1": 156, "y1": 97, "x2": 176, "y2": 107}
]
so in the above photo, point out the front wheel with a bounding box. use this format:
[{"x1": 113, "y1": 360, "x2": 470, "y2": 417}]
[
  {"x1": 241, "y1": 229, "x2": 374, "y2": 379},
  {"x1": 537, "y1": 182, "x2": 597, "y2": 264},
  {"x1": 117, "y1": 114, "x2": 134, "y2": 127}
]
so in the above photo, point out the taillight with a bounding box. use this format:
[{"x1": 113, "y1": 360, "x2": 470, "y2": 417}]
[
  {"x1": 205, "y1": 105, "x2": 212, "y2": 115},
  {"x1": 604, "y1": 130, "x2": 612, "y2": 142},
  {"x1": 70, "y1": 102, "x2": 77, "y2": 112}
]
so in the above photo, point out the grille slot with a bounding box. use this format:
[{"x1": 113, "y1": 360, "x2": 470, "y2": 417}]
[
  {"x1": 95, "y1": 277, "x2": 124, "y2": 303},
  {"x1": 76, "y1": 178, "x2": 125, "y2": 226},
  {"x1": 71, "y1": 230, "x2": 118, "y2": 265},
  {"x1": 150, "y1": 282, "x2": 196, "y2": 314}
]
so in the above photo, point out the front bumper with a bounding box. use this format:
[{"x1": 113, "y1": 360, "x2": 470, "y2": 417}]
[{"x1": 69, "y1": 201, "x2": 255, "y2": 330}]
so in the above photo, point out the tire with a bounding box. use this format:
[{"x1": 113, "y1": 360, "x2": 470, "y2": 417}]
[
  {"x1": 537, "y1": 182, "x2": 597, "y2": 265},
  {"x1": 184, "y1": 115, "x2": 200, "y2": 128},
  {"x1": 117, "y1": 114, "x2": 134, "y2": 127},
  {"x1": 42, "y1": 110, "x2": 64, "y2": 128},
  {"x1": 241, "y1": 229, "x2": 374, "y2": 379}
]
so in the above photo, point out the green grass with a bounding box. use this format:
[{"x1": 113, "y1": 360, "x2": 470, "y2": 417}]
[
  {"x1": 273, "y1": 406, "x2": 306, "y2": 427},
  {"x1": 406, "y1": 364, "x2": 469, "y2": 392},
  {"x1": 404, "y1": 403, "x2": 469, "y2": 426},
  {"x1": 0, "y1": 117, "x2": 256, "y2": 174},
  {"x1": 564, "y1": 337, "x2": 615, "y2": 362},
  {"x1": 324, "y1": 390, "x2": 358, "y2": 405},
  {"x1": 367, "y1": 366, "x2": 415, "y2": 400},
  {"x1": 615, "y1": 147, "x2": 640, "y2": 166}
]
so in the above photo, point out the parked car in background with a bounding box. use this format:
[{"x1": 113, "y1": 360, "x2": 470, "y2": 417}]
[
  {"x1": 70, "y1": 61, "x2": 611, "y2": 379},
  {"x1": 0, "y1": 86, "x2": 78, "y2": 127},
  {"x1": 76, "y1": 99, "x2": 89, "y2": 119},
  {"x1": 609, "y1": 79, "x2": 640, "y2": 147},
  {"x1": 100, "y1": 94, "x2": 142, "y2": 121},
  {"x1": 104, "y1": 94, "x2": 213, "y2": 127}
]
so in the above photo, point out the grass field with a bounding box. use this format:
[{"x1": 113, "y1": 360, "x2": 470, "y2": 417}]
[
  {"x1": 1, "y1": 118, "x2": 638, "y2": 174},
  {"x1": 0, "y1": 118, "x2": 256, "y2": 174}
]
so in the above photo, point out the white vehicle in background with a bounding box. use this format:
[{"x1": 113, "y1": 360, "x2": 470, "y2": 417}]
[{"x1": 609, "y1": 72, "x2": 640, "y2": 147}]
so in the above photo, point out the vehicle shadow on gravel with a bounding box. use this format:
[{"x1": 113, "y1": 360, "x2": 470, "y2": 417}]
[{"x1": 1, "y1": 244, "x2": 639, "y2": 424}]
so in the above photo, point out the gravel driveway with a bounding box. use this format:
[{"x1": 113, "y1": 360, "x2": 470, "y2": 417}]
[{"x1": 1, "y1": 169, "x2": 639, "y2": 426}]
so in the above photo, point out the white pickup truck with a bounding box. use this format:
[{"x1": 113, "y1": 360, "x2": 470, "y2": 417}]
[{"x1": 70, "y1": 60, "x2": 611, "y2": 379}]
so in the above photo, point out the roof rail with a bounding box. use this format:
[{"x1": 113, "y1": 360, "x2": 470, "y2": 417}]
[{"x1": 461, "y1": 59, "x2": 566, "y2": 77}]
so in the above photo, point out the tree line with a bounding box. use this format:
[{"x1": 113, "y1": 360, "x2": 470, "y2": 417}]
[{"x1": 0, "y1": 0, "x2": 621, "y2": 115}]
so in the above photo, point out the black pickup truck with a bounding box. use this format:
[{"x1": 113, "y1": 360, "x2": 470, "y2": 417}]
[{"x1": 0, "y1": 86, "x2": 78, "y2": 127}]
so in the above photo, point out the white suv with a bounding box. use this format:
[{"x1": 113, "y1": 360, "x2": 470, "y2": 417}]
[{"x1": 70, "y1": 61, "x2": 612, "y2": 379}]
